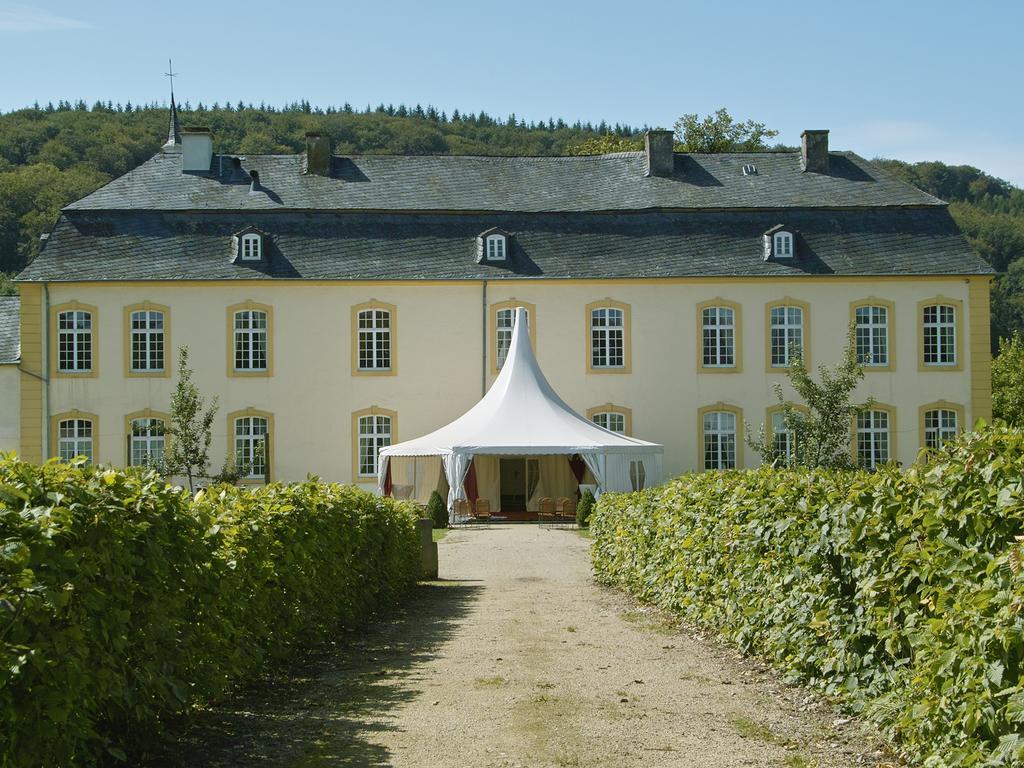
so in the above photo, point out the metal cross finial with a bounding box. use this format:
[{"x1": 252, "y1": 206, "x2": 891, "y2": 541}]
[{"x1": 164, "y1": 58, "x2": 178, "y2": 96}]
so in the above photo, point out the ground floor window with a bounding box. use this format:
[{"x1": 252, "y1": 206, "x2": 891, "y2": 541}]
[
  {"x1": 130, "y1": 417, "x2": 165, "y2": 467},
  {"x1": 924, "y1": 408, "x2": 958, "y2": 450},
  {"x1": 703, "y1": 410, "x2": 737, "y2": 470},
  {"x1": 235, "y1": 416, "x2": 269, "y2": 478},
  {"x1": 358, "y1": 414, "x2": 392, "y2": 477},
  {"x1": 58, "y1": 418, "x2": 93, "y2": 463},
  {"x1": 857, "y1": 410, "x2": 890, "y2": 469}
]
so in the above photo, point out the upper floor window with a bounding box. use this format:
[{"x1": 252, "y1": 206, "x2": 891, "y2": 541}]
[
  {"x1": 129, "y1": 417, "x2": 166, "y2": 467},
  {"x1": 130, "y1": 309, "x2": 165, "y2": 373},
  {"x1": 241, "y1": 232, "x2": 262, "y2": 261},
  {"x1": 763, "y1": 226, "x2": 798, "y2": 261},
  {"x1": 234, "y1": 415, "x2": 269, "y2": 479},
  {"x1": 924, "y1": 408, "x2": 958, "y2": 451},
  {"x1": 58, "y1": 309, "x2": 93, "y2": 372},
  {"x1": 357, "y1": 309, "x2": 392, "y2": 371},
  {"x1": 854, "y1": 304, "x2": 889, "y2": 367},
  {"x1": 486, "y1": 234, "x2": 507, "y2": 261},
  {"x1": 702, "y1": 305, "x2": 736, "y2": 368},
  {"x1": 923, "y1": 303, "x2": 957, "y2": 366},
  {"x1": 857, "y1": 409, "x2": 891, "y2": 469},
  {"x1": 495, "y1": 307, "x2": 529, "y2": 369},
  {"x1": 357, "y1": 412, "x2": 392, "y2": 477},
  {"x1": 769, "y1": 303, "x2": 805, "y2": 368},
  {"x1": 590, "y1": 306, "x2": 625, "y2": 369},
  {"x1": 58, "y1": 417, "x2": 93, "y2": 463},
  {"x1": 773, "y1": 231, "x2": 794, "y2": 258},
  {"x1": 592, "y1": 411, "x2": 626, "y2": 434},
  {"x1": 233, "y1": 309, "x2": 268, "y2": 371},
  {"x1": 702, "y1": 409, "x2": 738, "y2": 470}
]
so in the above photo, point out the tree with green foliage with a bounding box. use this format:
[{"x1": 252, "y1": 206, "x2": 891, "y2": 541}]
[
  {"x1": 674, "y1": 108, "x2": 779, "y2": 152},
  {"x1": 566, "y1": 134, "x2": 643, "y2": 155},
  {"x1": 163, "y1": 346, "x2": 218, "y2": 491},
  {"x1": 576, "y1": 489, "x2": 596, "y2": 528},
  {"x1": 0, "y1": 272, "x2": 14, "y2": 297},
  {"x1": 748, "y1": 328, "x2": 873, "y2": 469},
  {"x1": 426, "y1": 490, "x2": 447, "y2": 529},
  {"x1": 992, "y1": 332, "x2": 1024, "y2": 425}
]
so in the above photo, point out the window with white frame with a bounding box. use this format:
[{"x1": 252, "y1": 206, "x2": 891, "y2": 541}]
[
  {"x1": 591, "y1": 307, "x2": 625, "y2": 368},
  {"x1": 130, "y1": 310, "x2": 165, "y2": 372},
  {"x1": 703, "y1": 410, "x2": 737, "y2": 470},
  {"x1": 357, "y1": 309, "x2": 392, "y2": 370},
  {"x1": 486, "y1": 234, "x2": 507, "y2": 261},
  {"x1": 855, "y1": 305, "x2": 888, "y2": 366},
  {"x1": 770, "y1": 305, "x2": 804, "y2": 367},
  {"x1": 923, "y1": 304, "x2": 956, "y2": 365},
  {"x1": 771, "y1": 411, "x2": 794, "y2": 465},
  {"x1": 702, "y1": 306, "x2": 735, "y2": 367},
  {"x1": 857, "y1": 410, "x2": 890, "y2": 469},
  {"x1": 233, "y1": 309, "x2": 268, "y2": 371},
  {"x1": 773, "y1": 231, "x2": 794, "y2": 258},
  {"x1": 241, "y1": 233, "x2": 262, "y2": 261},
  {"x1": 591, "y1": 411, "x2": 626, "y2": 434},
  {"x1": 495, "y1": 307, "x2": 527, "y2": 369},
  {"x1": 358, "y1": 414, "x2": 392, "y2": 477},
  {"x1": 58, "y1": 418, "x2": 93, "y2": 462},
  {"x1": 629, "y1": 460, "x2": 646, "y2": 491},
  {"x1": 58, "y1": 310, "x2": 93, "y2": 372},
  {"x1": 924, "y1": 408, "x2": 958, "y2": 450},
  {"x1": 234, "y1": 416, "x2": 268, "y2": 478},
  {"x1": 130, "y1": 417, "x2": 165, "y2": 467}
]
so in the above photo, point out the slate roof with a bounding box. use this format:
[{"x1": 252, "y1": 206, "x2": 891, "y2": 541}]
[
  {"x1": 18, "y1": 208, "x2": 991, "y2": 282},
  {"x1": 65, "y1": 150, "x2": 946, "y2": 213},
  {"x1": 0, "y1": 297, "x2": 20, "y2": 363}
]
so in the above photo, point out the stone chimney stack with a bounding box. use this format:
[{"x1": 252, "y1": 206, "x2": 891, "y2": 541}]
[
  {"x1": 305, "y1": 132, "x2": 331, "y2": 176},
  {"x1": 800, "y1": 130, "x2": 830, "y2": 174},
  {"x1": 644, "y1": 130, "x2": 675, "y2": 177}
]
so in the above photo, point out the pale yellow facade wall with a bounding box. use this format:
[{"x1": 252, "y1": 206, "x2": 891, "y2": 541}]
[
  {"x1": 34, "y1": 276, "x2": 983, "y2": 484},
  {"x1": 0, "y1": 365, "x2": 19, "y2": 452}
]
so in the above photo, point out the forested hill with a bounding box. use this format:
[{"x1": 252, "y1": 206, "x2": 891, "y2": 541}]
[{"x1": 1, "y1": 101, "x2": 1022, "y2": 342}]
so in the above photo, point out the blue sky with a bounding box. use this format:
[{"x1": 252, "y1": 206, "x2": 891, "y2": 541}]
[{"x1": 1, "y1": 0, "x2": 1021, "y2": 184}]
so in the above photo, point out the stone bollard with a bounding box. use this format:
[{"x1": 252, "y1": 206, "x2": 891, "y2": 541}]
[{"x1": 417, "y1": 518, "x2": 438, "y2": 579}]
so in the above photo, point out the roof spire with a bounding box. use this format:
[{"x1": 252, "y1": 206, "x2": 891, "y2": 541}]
[{"x1": 163, "y1": 59, "x2": 181, "y2": 148}]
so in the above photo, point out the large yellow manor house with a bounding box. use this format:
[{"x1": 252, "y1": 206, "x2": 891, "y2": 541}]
[{"x1": 0, "y1": 107, "x2": 993, "y2": 492}]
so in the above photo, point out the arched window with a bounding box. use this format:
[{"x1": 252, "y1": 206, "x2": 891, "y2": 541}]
[
  {"x1": 590, "y1": 305, "x2": 626, "y2": 369},
  {"x1": 773, "y1": 231, "x2": 793, "y2": 258},
  {"x1": 233, "y1": 308, "x2": 269, "y2": 371},
  {"x1": 591, "y1": 411, "x2": 626, "y2": 434},
  {"x1": 771, "y1": 410, "x2": 794, "y2": 465},
  {"x1": 241, "y1": 232, "x2": 262, "y2": 261},
  {"x1": 486, "y1": 234, "x2": 507, "y2": 261},
  {"x1": 129, "y1": 308, "x2": 166, "y2": 373},
  {"x1": 701, "y1": 408, "x2": 739, "y2": 470},
  {"x1": 129, "y1": 417, "x2": 166, "y2": 466},
  {"x1": 852, "y1": 302, "x2": 891, "y2": 368},
  {"x1": 356, "y1": 411, "x2": 393, "y2": 478},
  {"x1": 922, "y1": 303, "x2": 957, "y2": 366},
  {"x1": 701, "y1": 304, "x2": 736, "y2": 368},
  {"x1": 234, "y1": 415, "x2": 269, "y2": 478},
  {"x1": 768, "y1": 302, "x2": 806, "y2": 368},
  {"x1": 495, "y1": 306, "x2": 528, "y2": 369},
  {"x1": 923, "y1": 407, "x2": 958, "y2": 450},
  {"x1": 857, "y1": 409, "x2": 891, "y2": 469},
  {"x1": 58, "y1": 417, "x2": 93, "y2": 463},
  {"x1": 357, "y1": 308, "x2": 392, "y2": 371},
  {"x1": 57, "y1": 309, "x2": 93, "y2": 372}
]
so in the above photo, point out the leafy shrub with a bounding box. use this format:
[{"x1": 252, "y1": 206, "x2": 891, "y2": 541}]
[
  {"x1": 0, "y1": 457, "x2": 419, "y2": 766},
  {"x1": 576, "y1": 489, "x2": 595, "y2": 528},
  {"x1": 427, "y1": 490, "x2": 447, "y2": 529},
  {"x1": 590, "y1": 425, "x2": 1024, "y2": 767}
]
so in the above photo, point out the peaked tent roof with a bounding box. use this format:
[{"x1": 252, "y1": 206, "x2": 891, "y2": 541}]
[{"x1": 380, "y1": 308, "x2": 662, "y2": 458}]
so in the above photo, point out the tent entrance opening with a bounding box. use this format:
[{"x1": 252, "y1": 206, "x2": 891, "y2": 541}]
[{"x1": 499, "y1": 457, "x2": 539, "y2": 512}]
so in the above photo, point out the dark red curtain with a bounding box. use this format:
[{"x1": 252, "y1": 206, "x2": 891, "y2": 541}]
[
  {"x1": 465, "y1": 459, "x2": 479, "y2": 504},
  {"x1": 568, "y1": 454, "x2": 586, "y2": 498},
  {"x1": 383, "y1": 461, "x2": 393, "y2": 496}
]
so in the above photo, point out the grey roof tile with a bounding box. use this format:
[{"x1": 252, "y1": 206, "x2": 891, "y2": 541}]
[{"x1": 0, "y1": 297, "x2": 20, "y2": 363}]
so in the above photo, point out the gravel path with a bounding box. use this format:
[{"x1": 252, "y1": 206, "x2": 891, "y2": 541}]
[{"x1": 169, "y1": 524, "x2": 891, "y2": 768}]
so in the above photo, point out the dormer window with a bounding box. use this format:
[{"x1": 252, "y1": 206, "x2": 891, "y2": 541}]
[
  {"x1": 774, "y1": 231, "x2": 793, "y2": 258},
  {"x1": 241, "y1": 233, "x2": 262, "y2": 261},
  {"x1": 477, "y1": 228, "x2": 512, "y2": 264},
  {"x1": 763, "y1": 225, "x2": 798, "y2": 261},
  {"x1": 486, "y1": 234, "x2": 506, "y2": 261}
]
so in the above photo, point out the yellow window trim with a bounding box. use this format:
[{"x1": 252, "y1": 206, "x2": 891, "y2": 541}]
[
  {"x1": 696, "y1": 298, "x2": 742, "y2": 374},
  {"x1": 585, "y1": 298, "x2": 632, "y2": 375},
  {"x1": 764, "y1": 297, "x2": 811, "y2": 373},
  {"x1": 849, "y1": 403, "x2": 897, "y2": 467},
  {"x1": 351, "y1": 300, "x2": 398, "y2": 377},
  {"x1": 50, "y1": 301, "x2": 99, "y2": 379},
  {"x1": 849, "y1": 297, "x2": 895, "y2": 373},
  {"x1": 351, "y1": 406, "x2": 398, "y2": 482},
  {"x1": 490, "y1": 298, "x2": 537, "y2": 374},
  {"x1": 585, "y1": 403, "x2": 633, "y2": 436},
  {"x1": 18, "y1": 283, "x2": 44, "y2": 462},
  {"x1": 124, "y1": 409, "x2": 172, "y2": 466},
  {"x1": 226, "y1": 301, "x2": 274, "y2": 378},
  {"x1": 50, "y1": 409, "x2": 100, "y2": 462},
  {"x1": 697, "y1": 402, "x2": 744, "y2": 470},
  {"x1": 968, "y1": 277, "x2": 993, "y2": 422},
  {"x1": 917, "y1": 296, "x2": 964, "y2": 372},
  {"x1": 123, "y1": 301, "x2": 172, "y2": 378},
  {"x1": 226, "y1": 407, "x2": 275, "y2": 484},
  {"x1": 917, "y1": 400, "x2": 965, "y2": 459}
]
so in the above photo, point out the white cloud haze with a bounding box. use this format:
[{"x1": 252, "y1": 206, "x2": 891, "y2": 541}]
[{"x1": 0, "y1": 3, "x2": 91, "y2": 31}]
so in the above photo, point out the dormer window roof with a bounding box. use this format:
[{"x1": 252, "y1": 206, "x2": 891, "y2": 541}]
[
  {"x1": 476, "y1": 227, "x2": 512, "y2": 264},
  {"x1": 763, "y1": 225, "x2": 797, "y2": 261},
  {"x1": 231, "y1": 226, "x2": 267, "y2": 264}
]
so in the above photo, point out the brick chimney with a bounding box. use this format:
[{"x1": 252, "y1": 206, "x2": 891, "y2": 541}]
[
  {"x1": 305, "y1": 132, "x2": 331, "y2": 176},
  {"x1": 644, "y1": 130, "x2": 674, "y2": 177},
  {"x1": 800, "y1": 130, "x2": 830, "y2": 174}
]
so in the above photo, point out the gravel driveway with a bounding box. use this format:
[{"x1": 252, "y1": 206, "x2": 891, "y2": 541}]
[{"x1": 169, "y1": 524, "x2": 891, "y2": 767}]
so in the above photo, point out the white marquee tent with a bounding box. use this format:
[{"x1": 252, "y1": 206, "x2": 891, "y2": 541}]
[{"x1": 377, "y1": 307, "x2": 663, "y2": 516}]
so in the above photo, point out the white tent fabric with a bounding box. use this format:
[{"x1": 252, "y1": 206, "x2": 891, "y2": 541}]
[{"x1": 377, "y1": 307, "x2": 663, "y2": 512}]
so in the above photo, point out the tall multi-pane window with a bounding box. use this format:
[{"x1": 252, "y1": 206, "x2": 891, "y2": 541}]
[
  {"x1": 358, "y1": 414, "x2": 392, "y2": 477},
  {"x1": 771, "y1": 411, "x2": 794, "y2": 465},
  {"x1": 130, "y1": 310, "x2": 165, "y2": 372},
  {"x1": 234, "y1": 416, "x2": 268, "y2": 479},
  {"x1": 58, "y1": 310, "x2": 93, "y2": 372},
  {"x1": 924, "y1": 408, "x2": 958, "y2": 450},
  {"x1": 702, "y1": 306, "x2": 735, "y2": 367},
  {"x1": 703, "y1": 410, "x2": 737, "y2": 470},
  {"x1": 486, "y1": 234, "x2": 506, "y2": 261},
  {"x1": 496, "y1": 307, "x2": 529, "y2": 369},
  {"x1": 357, "y1": 309, "x2": 392, "y2": 371},
  {"x1": 857, "y1": 410, "x2": 890, "y2": 469},
  {"x1": 923, "y1": 304, "x2": 956, "y2": 365},
  {"x1": 233, "y1": 309, "x2": 268, "y2": 371},
  {"x1": 58, "y1": 418, "x2": 93, "y2": 462},
  {"x1": 591, "y1": 307, "x2": 625, "y2": 369},
  {"x1": 591, "y1": 411, "x2": 626, "y2": 434},
  {"x1": 241, "y1": 233, "x2": 262, "y2": 261},
  {"x1": 773, "y1": 232, "x2": 793, "y2": 258},
  {"x1": 770, "y1": 305, "x2": 803, "y2": 367},
  {"x1": 855, "y1": 305, "x2": 888, "y2": 367},
  {"x1": 129, "y1": 418, "x2": 165, "y2": 466}
]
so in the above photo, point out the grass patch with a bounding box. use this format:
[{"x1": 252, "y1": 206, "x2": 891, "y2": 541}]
[
  {"x1": 784, "y1": 756, "x2": 811, "y2": 768},
  {"x1": 730, "y1": 714, "x2": 777, "y2": 743},
  {"x1": 566, "y1": 625, "x2": 577, "y2": 633},
  {"x1": 621, "y1": 609, "x2": 677, "y2": 636},
  {"x1": 574, "y1": 528, "x2": 593, "y2": 540},
  {"x1": 473, "y1": 676, "x2": 507, "y2": 688},
  {"x1": 432, "y1": 528, "x2": 447, "y2": 542}
]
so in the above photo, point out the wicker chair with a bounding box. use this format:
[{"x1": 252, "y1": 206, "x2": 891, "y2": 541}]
[
  {"x1": 474, "y1": 498, "x2": 492, "y2": 521},
  {"x1": 538, "y1": 497, "x2": 556, "y2": 523},
  {"x1": 455, "y1": 499, "x2": 472, "y2": 521},
  {"x1": 556, "y1": 496, "x2": 576, "y2": 520}
]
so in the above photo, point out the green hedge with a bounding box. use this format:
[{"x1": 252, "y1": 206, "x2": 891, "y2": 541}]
[
  {"x1": 591, "y1": 425, "x2": 1024, "y2": 767},
  {"x1": 0, "y1": 457, "x2": 420, "y2": 766}
]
